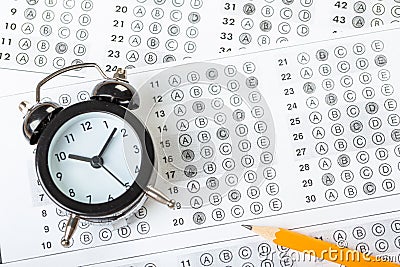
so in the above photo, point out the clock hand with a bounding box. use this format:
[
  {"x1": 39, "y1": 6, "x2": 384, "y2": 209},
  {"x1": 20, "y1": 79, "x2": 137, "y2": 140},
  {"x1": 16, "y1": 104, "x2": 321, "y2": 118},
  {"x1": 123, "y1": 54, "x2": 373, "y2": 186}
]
[
  {"x1": 69, "y1": 154, "x2": 105, "y2": 169},
  {"x1": 68, "y1": 153, "x2": 125, "y2": 187},
  {"x1": 68, "y1": 154, "x2": 92, "y2": 163},
  {"x1": 98, "y1": 127, "x2": 117, "y2": 158},
  {"x1": 69, "y1": 127, "x2": 117, "y2": 167},
  {"x1": 100, "y1": 163, "x2": 127, "y2": 188}
]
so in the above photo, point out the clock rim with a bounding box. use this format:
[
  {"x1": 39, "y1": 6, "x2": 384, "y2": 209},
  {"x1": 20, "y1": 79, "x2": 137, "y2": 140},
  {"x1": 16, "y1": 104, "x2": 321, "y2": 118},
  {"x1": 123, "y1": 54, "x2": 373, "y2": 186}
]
[{"x1": 35, "y1": 99, "x2": 155, "y2": 218}]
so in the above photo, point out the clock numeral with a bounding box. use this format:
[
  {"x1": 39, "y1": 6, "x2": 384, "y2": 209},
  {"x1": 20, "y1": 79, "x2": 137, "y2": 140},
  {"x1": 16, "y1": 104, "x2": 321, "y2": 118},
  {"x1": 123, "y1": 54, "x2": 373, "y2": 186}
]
[
  {"x1": 133, "y1": 145, "x2": 140, "y2": 153},
  {"x1": 103, "y1": 120, "x2": 109, "y2": 129},
  {"x1": 86, "y1": 195, "x2": 92, "y2": 204},
  {"x1": 64, "y1": 133, "x2": 75, "y2": 143},
  {"x1": 80, "y1": 121, "x2": 92, "y2": 131},
  {"x1": 108, "y1": 194, "x2": 114, "y2": 201},
  {"x1": 54, "y1": 152, "x2": 67, "y2": 162},
  {"x1": 124, "y1": 182, "x2": 130, "y2": 188},
  {"x1": 120, "y1": 128, "x2": 128, "y2": 137},
  {"x1": 69, "y1": 189, "x2": 75, "y2": 197},
  {"x1": 56, "y1": 172, "x2": 62, "y2": 181}
]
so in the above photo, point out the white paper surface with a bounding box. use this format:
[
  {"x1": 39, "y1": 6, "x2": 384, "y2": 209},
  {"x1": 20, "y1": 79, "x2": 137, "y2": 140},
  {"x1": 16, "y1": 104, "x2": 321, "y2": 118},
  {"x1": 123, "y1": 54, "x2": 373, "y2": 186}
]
[
  {"x1": 1, "y1": 25, "x2": 400, "y2": 266},
  {"x1": 2, "y1": 1, "x2": 400, "y2": 266}
]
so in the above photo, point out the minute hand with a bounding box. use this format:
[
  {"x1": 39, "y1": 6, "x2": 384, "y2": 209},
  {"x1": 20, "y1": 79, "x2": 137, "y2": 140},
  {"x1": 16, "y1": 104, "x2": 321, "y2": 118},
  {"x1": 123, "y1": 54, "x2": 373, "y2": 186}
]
[
  {"x1": 98, "y1": 127, "x2": 117, "y2": 158},
  {"x1": 100, "y1": 164, "x2": 127, "y2": 188}
]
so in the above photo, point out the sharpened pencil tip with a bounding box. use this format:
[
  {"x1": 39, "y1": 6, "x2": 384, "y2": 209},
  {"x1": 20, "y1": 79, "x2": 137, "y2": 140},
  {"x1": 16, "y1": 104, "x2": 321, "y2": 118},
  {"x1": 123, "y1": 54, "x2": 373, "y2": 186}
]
[{"x1": 242, "y1": 224, "x2": 253, "y2": 230}]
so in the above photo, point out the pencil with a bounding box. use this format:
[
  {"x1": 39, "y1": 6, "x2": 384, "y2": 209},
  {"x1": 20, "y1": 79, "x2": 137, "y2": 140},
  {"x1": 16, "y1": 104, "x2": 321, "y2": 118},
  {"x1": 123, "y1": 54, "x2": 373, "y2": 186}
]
[{"x1": 242, "y1": 225, "x2": 399, "y2": 267}]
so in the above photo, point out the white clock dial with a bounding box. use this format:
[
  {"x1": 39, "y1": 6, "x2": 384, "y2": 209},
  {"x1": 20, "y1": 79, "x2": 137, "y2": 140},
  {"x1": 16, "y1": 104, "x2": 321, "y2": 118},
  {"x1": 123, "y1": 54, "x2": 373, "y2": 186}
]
[{"x1": 48, "y1": 111, "x2": 142, "y2": 204}]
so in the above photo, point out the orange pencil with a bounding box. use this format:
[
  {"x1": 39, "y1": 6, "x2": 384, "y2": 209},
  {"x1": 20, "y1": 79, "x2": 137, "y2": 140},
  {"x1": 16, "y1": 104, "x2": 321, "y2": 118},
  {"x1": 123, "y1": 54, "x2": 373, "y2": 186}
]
[{"x1": 242, "y1": 225, "x2": 399, "y2": 267}]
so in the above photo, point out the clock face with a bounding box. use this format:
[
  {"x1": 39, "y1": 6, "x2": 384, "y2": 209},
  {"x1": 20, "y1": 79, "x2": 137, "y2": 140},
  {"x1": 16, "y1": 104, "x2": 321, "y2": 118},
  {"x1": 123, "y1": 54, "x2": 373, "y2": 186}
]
[{"x1": 47, "y1": 111, "x2": 143, "y2": 204}]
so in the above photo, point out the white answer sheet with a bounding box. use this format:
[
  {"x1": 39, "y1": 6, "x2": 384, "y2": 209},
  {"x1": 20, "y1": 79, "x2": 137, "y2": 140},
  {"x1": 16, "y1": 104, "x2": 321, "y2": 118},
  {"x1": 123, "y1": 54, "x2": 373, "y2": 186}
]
[
  {"x1": 1, "y1": 24, "x2": 400, "y2": 266},
  {"x1": 1, "y1": 0, "x2": 398, "y2": 75}
]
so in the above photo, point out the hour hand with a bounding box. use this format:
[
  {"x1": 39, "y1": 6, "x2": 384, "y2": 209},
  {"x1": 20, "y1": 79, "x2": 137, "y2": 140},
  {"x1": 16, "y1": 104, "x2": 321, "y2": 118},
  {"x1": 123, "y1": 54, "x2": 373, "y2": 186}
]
[{"x1": 68, "y1": 154, "x2": 92, "y2": 163}]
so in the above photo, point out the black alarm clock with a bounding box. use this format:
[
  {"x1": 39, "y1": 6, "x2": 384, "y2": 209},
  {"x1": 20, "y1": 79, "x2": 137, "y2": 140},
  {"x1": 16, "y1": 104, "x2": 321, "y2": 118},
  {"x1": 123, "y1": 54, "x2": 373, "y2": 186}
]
[{"x1": 19, "y1": 63, "x2": 175, "y2": 247}]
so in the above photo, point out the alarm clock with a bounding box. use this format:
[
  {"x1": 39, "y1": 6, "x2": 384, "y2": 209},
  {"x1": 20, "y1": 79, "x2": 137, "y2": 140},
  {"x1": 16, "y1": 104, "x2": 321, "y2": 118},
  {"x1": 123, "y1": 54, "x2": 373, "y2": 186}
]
[{"x1": 19, "y1": 63, "x2": 175, "y2": 247}]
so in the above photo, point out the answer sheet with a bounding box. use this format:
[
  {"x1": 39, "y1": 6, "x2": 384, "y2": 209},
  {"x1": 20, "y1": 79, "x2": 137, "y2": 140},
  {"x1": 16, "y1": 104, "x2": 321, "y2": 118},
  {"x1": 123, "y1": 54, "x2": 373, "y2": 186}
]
[
  {"x1": 1, "y1": 0, "x2": 398, "y2": 73},
  {"x1": 2, "y1": 0, "x2": 400, "y2": 266},
  {"x1": 1, "y1": 24, "x2": 400, "y2": 266}
]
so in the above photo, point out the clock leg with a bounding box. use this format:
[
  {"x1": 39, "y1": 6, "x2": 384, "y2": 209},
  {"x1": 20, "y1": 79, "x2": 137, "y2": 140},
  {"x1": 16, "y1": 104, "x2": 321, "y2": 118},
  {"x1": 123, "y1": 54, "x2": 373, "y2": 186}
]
[
  {"x1": 61, "y1": 213, "x2": 80, "y2": 248},
  {"x1": 145, "y1": 185, "x2": 176, "y2": 208}
]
